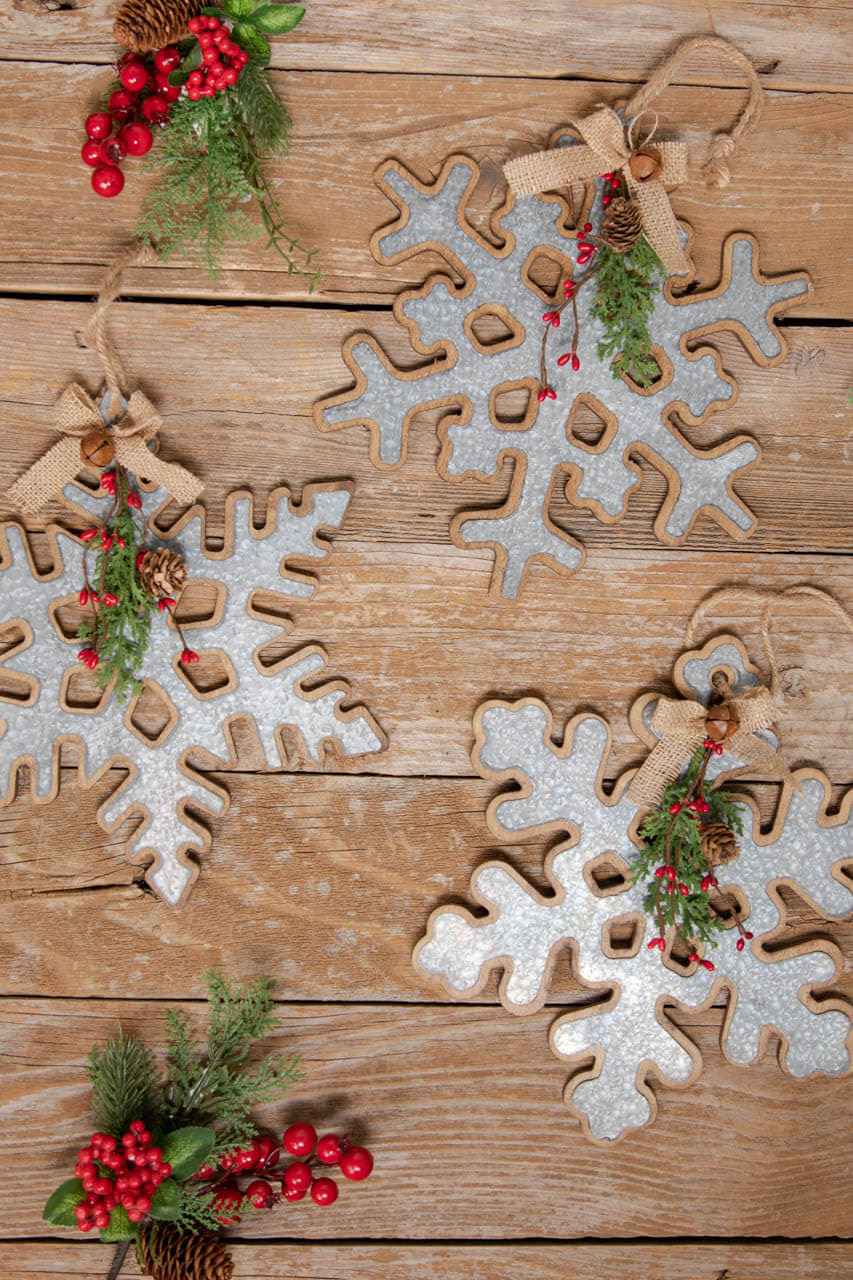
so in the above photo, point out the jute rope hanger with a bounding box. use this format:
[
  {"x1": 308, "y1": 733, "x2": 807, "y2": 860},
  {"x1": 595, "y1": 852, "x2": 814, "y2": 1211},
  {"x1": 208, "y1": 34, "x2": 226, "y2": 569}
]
[{"x1": 503, "y1": 34, "x2": 766, "y2": 276}]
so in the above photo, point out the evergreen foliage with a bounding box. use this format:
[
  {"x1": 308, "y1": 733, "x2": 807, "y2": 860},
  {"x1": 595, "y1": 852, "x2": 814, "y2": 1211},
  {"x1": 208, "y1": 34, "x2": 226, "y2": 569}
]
[
  {"x1": 631, "y1": 747, "x2": 745, "y2": 948},
  {"x1": 86, "y1": 1033, "x2": 160, "y2": 1140},
  {"x1": 592, "y1": 236, "x2": 663, "y2": 387}
]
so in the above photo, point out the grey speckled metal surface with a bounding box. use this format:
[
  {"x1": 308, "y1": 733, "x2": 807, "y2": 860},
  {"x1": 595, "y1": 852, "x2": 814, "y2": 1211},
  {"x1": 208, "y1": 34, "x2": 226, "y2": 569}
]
[
  {"x1": 320, "y1": 159, "x2": 808, "y2": 597},
  {"x1": 0, "y1": 482, "x2": 382, "y2": 906},
  {"x1": 415, "y1": 644, "x2": 851, "y2": 1141}
]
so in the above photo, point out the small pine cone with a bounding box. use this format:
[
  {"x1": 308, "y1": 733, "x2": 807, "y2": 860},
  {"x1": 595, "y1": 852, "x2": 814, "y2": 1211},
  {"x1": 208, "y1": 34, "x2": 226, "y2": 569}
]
[
  {"x1": 138, "y1": 548, "x2": 188, "y2": 599},
  {"x1": 701, "y1": 821, "x2": 740, "y2": 866},
  {"x1": 113, "y1": 0, "x2": 202, "y2": 52},
  {"x1": 139, "y1": 1224, "x2": 234, "y2": 1280},
  {"x1": 601, "y1": 197, "x2": 644, "y2": 253}
]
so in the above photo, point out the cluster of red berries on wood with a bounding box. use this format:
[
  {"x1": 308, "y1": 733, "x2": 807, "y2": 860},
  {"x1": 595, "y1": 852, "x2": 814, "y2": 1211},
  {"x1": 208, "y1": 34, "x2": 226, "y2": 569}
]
[
  {"x1": 82, "y1": 47, "x2": 182, "y2": 198},
  {"x1": 72, "y1": 1122, "x2": 172, "y2": 1232},
  {"x1": 184, "y1": 15, "x2": 249, "y2": 100},
  {"x1": 195, "y1": 1123, "x2": 374, "y2": 1222}
]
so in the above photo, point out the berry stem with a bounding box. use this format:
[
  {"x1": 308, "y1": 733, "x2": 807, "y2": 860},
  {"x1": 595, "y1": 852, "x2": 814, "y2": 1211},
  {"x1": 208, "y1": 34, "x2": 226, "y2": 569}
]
[{"x1": 106, "y1": 1240, "x2": 132, "y2": 1280}]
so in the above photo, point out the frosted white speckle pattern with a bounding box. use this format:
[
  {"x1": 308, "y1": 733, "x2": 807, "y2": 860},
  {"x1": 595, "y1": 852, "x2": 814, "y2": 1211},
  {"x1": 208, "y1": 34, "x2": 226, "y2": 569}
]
[
  {"x1": 0, "y1": 483, "x2": 382, "y2": 905},
  {"x1": 319, "y1": 157, "x2": 808, "y2": 597},
  {"x1": 415, "y1": 645, "x2": 852, "y2": 1140}
]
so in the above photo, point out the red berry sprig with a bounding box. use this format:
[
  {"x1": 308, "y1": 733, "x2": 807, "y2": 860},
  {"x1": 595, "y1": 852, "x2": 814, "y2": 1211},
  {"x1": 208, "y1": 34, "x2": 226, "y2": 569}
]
[
  {"x1": 184, "y1": 14, "x2": 249, "y2": 101},
  {"x1": 71, "y1": 1121, "x2": 172, "y2": 1233},
  {"x1": 535, "y1": 220, "x2": 602, "y2": 400}
]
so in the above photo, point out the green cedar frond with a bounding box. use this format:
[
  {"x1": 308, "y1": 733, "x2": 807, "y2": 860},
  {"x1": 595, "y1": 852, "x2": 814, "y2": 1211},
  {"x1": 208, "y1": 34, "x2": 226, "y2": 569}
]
[
  {"x1": 86, "y1": 1033, "x2": 160, "y2": 1137},
  {"x1": 233, "y1": 61, "x2": 291, "y2": 154},
  {"x1": 593, "y1": 237, "x2": 663, "y2": 387}
]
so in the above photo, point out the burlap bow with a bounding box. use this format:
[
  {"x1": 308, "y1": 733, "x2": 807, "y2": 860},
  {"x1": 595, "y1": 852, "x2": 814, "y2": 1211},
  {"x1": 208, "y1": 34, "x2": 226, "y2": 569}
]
[
  {"x1": 503, "y1": 105, "x2": 689, "y2": 276},
  {"x1": 628, "y1": 686, "x2": 793, "y2": 809},
  {"x1": 7, "y1": 383, "x2": 203, "y2": 515}
]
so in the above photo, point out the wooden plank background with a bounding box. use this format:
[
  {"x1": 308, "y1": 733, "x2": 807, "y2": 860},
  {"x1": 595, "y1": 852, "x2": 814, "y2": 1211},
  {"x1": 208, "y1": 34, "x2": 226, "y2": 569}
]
[{"x1": 1, "y1": 2, "x2": 851, "y2": 1277}]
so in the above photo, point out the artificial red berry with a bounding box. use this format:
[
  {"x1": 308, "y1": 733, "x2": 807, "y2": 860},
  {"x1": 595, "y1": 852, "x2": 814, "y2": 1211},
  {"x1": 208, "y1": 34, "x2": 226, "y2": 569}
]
[
  {"x1": 119, "y1": 60, "x2": 149, "y2": 92},
  {"x1": 251, "y1": 1135, "x2": 278, "y2": 1167},
  {"x1": 120, "y1": 122, "x2": 153, "y2": 156},
  {"x1": 74, "y1": 1203, "x2": 89, "y2": 1221},
  {"x1": 180, "y1": 649, "x2": 199, "y2": 665},
  {"x1": 310, "y1": 1177, "x2": 339, "y2": 1206},
  {"x1": 339, "y1": 1146, "x2": 373, "y2": 1181},
  {"x1": 247, "y1": 1179, "x2": 273, "y2": 1208},
  {"x1": 154, "y1": 45, "x2": 181, "y2": 74},
  {"x1": 283, "y1": 1183, "x2": 307, "y2": 1201},
  {"x1": 103, "y1": 593, "x2": 119, "y2": 607},
  {"x1": 136, "y1": 1194, "x2": 152, "y2": 1212},
  {"x1": 127, "y1": 1208, "x2": 143, "y2": 1222},
  {"x1": 187, "y1": 16, "x2": 204, "y2": 34},
  {"x1": 99, "y1": 136, "x2": 126, "y2": 166},
  {"x1": 316, "y1": 1134, "x2": 343, "y2": 1165},
  {"x1": 85, "y1": 112, "x2": 112, "y2": 140},
  {"x1": 212, "y1": 1186, "x2": 242, "y2": 1225},
  {"x1": 81, "y1": 139, "x2": 102, "y2": 167},
  {"x1": 159, "y1": 1162, "x2": 171, "y2": 1177},
  {"x1": 141, "y1": 95, "x2": 169, "y2": 126},
  {"x1": 155, "y1": 73, "x2": 181, "y2": 102},
  {"x1": 283, "y1": 1161, "x2": 312, "y2": 1192},
  {"x1": 647, "y1": 936, "x2": 665, "y2": 951},
  {"x1": 91, "y1": 166, "x2": 124, "y2": 198},
  {"x1": 192, "y1": 1161, "x2": 217, "y2": 1180},
  {"x1": 127, "y1": 490, "x2": 142, "y2": 508},
  {"x1": 284, "y1": 1122, "x2": 317, "y2": 1157}
]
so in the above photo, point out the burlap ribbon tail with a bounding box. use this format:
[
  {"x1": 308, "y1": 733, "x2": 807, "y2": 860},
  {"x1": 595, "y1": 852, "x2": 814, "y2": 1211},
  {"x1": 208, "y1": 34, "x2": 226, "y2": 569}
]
[
  {"x1": 628, "y1": 686, "x2": 791, "y2": 809},
  {"x1": 8, "y1": 383, "x2": 203, "y2": 515},
  {"x1": 504, "y1": 105, "x2": 689, "y2": 275}
]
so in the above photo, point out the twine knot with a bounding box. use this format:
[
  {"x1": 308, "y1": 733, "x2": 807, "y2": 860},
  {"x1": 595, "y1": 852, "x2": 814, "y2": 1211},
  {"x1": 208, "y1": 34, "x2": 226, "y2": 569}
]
[{"x1": 7, "y1": 383, "x2": 203, "y2": 515}]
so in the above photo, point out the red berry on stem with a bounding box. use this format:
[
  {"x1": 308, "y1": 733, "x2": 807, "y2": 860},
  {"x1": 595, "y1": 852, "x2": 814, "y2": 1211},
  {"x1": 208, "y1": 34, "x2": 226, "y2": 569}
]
[
  {"x1": 212, "y1": 1186, "x2": 242, "y2": 1225},
  {"x1": 159, "y1": 1162, "x2": 171, "y2": 1177},
  {"x1": 570, "y1": 354, "x2": 580, "y2": 372},
  {"x1": 736, "y1": 938, "x2": 745, "y2": 951},
  {"x1": 283, "y1": 1122, "x2": 317, "y2": 1157},
  {"x1": 284, "y1": 1161, "x2": 312, "y2": 1192},
  {"x1": 310, "y1": 1177, "x2": 339, "y2": 1206},
  {"x1": 120, "y1": 122, "x2": 153, "y2": 156},
  {"x1": 85, "y1": 112, "x2": 112, "y2": 140},
  {"x1": 339, "y1": 1146, "x2": 373, "y2": 1181},
  {"x1": 283, "y1": 1183, "x2": 308, "y2": 1201},
  {"x1": 81, "y1": 140, "x2": 102, "y2": 167},
  {"x1": 141, "y1": 95, "x2": 169, "y2": 125},
  {"x1": 155, "y1": 73, "x2": 181, "y2": 102},
  {"x1": 247, "y1": 1179, "x2": 273, "y2": 1209},
  {"x1": 92, "y1": 166, "x2": 124, "y2": 198},
  {"x1": 154, "y1": 45, "x2": 181, "y2": 74},
  {"x1": 316, "y1": 1134, "x2": 343, "y2": 1165},
  {"x1": 187, "y1": 16, "x2": 204, "y2": 34},
  {"x1": 180, "y1": 649, "x2": 199, "y2": 665},
  {"x1": 119, "y1": 60, "x2": 149, "y2": 92},
  {"x1": 99, "y1": 136, "x2": 126, "y2": 166}
]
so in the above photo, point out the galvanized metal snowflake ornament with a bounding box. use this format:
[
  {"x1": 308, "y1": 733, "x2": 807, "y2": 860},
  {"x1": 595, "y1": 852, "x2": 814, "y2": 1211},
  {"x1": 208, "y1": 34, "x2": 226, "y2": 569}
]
[
  {"x1": 0, "y1": 480, "x2": 384, "y2": 906},
  {"x1": 414, "y1": 639, "x2": 852, "y2": 1141},
  {"x1": 316, "y1": 152, "x2": 811, "y2": 597}
]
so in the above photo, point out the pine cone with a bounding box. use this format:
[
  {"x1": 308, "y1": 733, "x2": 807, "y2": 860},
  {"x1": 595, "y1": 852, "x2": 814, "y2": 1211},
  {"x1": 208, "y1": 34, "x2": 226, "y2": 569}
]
[
  {"x1": 601, "y1": 197, "x2": 644, "y2": 253},
  {"x1": 138, "y1": 548, "x2": 188, "y2": 599},
  {"x1": 701, "y1": 821, "x2": 740, "y2": 866},
  {"x1": 113, "y1": 0, "x2": 202, "y2": 51},
  {"x1": 139, "y1": 1224, "x2": 234, "y2": 1280}
]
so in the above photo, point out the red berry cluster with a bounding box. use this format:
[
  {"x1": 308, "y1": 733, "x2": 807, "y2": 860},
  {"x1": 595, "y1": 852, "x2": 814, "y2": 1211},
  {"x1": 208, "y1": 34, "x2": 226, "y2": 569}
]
[
  {"x1": 184, "y1": 15, "x2": 249, "y2": 99},
  {"x1": 193, "y1": 1124, "x2": 373, "y2": 1222},
  {"x1": 72, "y1": 1121, "x2": 172, "y2": 1232},
  {"x1": 83, "y1": 47, "x2": 183, "y2": 198},
  {"x1": 600, "y1": 170, "x2": 621, "y2": 208}
]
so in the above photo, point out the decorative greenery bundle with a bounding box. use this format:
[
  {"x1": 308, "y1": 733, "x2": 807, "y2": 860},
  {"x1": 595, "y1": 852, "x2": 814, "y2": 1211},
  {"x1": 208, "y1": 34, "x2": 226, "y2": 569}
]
[
  {"x1": 43, "y1": 973, "x2": 375, "y2": 1279},
  {"x1": 630, "y1": 741, "x2": 753, "y2": 966},
  {"x1": 82, "y1": 0, "x2": 318, "y2": 280}
]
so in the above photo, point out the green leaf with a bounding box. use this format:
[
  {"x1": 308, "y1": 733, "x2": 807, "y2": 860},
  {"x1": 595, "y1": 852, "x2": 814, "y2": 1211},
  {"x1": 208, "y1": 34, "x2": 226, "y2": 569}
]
[
  {"x1": 149, "y1": 1177, "x2": 181, "y2": 1221},
  {"x1": 100, "y1": 1205, "x2": 137, "y2": 1242},
  {"x1": 233, "y1": 21, "x2": 272, "y2": 65},
  {"x1": 161, "y1": 1125, "x2": 216, "y2": 1181},
  {"x1": 225, "y1": 0, "x2": 256, "y2": 17},
  {"x1": 43, "y1": 1178, "x2": 85, "y2": 1227},
  {"x1": 250, "y1": 4, "x2": 305, "y2": 34}
]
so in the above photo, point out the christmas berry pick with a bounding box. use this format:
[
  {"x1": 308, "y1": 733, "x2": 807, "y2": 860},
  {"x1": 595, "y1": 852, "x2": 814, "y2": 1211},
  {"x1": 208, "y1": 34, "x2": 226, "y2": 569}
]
[
  {"x1": 415, "y1": 586, "x2": 853, "y2": 1141},
  {"x1": 81, "y1": 0, "x2": 317, "y2": 280},
  {"x1": 42, "y1": 973, "x2": 375, "y2": 1280}
]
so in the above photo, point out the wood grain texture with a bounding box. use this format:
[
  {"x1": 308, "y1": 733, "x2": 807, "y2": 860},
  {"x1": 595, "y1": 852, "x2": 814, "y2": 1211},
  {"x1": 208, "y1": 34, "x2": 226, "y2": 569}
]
[
  {"x1": 4, "y1": 0, "x2": 853, "y2": 93},
  {"x1": 2, "y1": 1000, "x2": 852, "y2": 1240},
  {"x1": 5, "y1": 1239, "x2": 853, "y2": 1280},
  {"x1": 0, "y1": 68, "x2": 849, "y2": 311},
  {"x1": 2, "y1": 770, "x2": 850, "y2": 1001}
]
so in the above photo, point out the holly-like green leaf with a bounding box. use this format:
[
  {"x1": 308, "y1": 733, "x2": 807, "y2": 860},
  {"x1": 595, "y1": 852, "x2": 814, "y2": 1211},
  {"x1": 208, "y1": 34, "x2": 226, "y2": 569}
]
[
  {"x1": 100, "y1": 1205, "x2": 137, "y2": 1242},
  {"x1": 233, "y1": 21, "x2": 272, "y2": 65},
  {"x1": 149, "y1": 1178, "x2": 181, "y2": 1221},
  {"x1": 43, "y1": 1178, "x2": 85, "y2": 1227},
  {"x1": 225, "y1": 0, "x2": 256, "y2": 17},
  {"x1": 161, "y1": 1126, "x2": 216, "y2": 1181},
  {"x1": 250, "y1": 4, "x2": 305, "y2": 34}
]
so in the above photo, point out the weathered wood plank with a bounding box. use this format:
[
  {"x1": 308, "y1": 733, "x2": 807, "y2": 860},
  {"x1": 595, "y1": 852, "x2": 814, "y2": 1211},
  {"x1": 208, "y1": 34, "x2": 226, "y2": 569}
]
[
  {"x1": 5, "y1": 1239, "x2": 853, "y2": 1280},
  {"x1": 1, "y1": 772, "x2": 850, "y2": 1000},
  {"x1": 3, "y1": 0, "x2": 852, "y2": 93},
  {"x1": 0, "y1": 69, "x2": 848, "y2": 311},
  {"x1": 2, "y1": 1000, "x2": 852, "y2": 1239}
]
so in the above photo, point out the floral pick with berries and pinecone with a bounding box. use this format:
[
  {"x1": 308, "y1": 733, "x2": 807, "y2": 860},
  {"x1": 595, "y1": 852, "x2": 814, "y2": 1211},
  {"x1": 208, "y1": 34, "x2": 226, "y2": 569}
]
[
  {"x1": 81, "y1": 0, "x2": 318, "y2": 280},
  {"x1": 43, "y1": 973, "x2": 375, "y2": 1280}
]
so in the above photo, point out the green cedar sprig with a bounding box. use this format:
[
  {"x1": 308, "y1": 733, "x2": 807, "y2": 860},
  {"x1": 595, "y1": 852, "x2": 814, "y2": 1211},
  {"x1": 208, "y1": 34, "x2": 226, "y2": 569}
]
[
  {"x1": 631, "y1": 747, "x2": 745, "y2": 950},
  {"x1": 87, "y1": 1033, "x2": 160, "y2": 1138},
  {"x1": 592, "y1": 236, "x2": 663, "y2": 387}
]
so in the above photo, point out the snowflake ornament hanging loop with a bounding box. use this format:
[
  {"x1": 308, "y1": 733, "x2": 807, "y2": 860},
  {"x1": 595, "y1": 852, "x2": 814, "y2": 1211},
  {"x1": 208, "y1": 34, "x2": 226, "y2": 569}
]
[{"x1": 414, "y1": 589, "x2": 853, "y2": 1142}]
